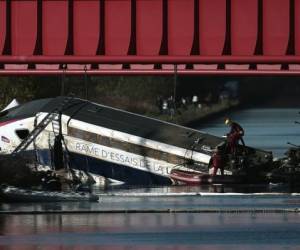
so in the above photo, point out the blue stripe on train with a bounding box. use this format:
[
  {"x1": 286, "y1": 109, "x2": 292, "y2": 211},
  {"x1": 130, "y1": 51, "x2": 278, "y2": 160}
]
[{"x1": 37, "y1": 149, "x2": 172, "y2": 185}]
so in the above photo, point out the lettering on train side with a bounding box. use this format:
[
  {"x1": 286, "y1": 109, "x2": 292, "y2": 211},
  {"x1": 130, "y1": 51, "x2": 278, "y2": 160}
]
[{"x1": 75, "y1": 142, "x2": 170, "y2": 175}]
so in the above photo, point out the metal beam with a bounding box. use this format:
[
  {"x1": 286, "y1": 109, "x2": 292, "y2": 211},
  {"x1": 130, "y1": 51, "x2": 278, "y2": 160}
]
[
  {"x1": 1, "y1": 69, "x2": 300, "y2": 76},
  {"x1": 1, "y1": 55, "x2": 300, "y2": 64}
]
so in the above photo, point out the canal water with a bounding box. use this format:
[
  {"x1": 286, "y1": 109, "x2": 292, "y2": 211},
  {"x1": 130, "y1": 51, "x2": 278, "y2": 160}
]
[
  {"x1": 199, "y1": 108, "x2": 300, "y2": 158},
  {"x1": 0, "y1": 213, "x2": 300, "y2": 250},
  {"x1": 0, "y1": 107, "x2": 300, "y2": 249}
]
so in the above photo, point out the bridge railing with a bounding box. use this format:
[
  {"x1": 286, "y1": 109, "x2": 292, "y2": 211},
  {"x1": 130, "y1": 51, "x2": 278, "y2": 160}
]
[{"x1": 0, "y1": 0, "x2": 299, "y2": 75}]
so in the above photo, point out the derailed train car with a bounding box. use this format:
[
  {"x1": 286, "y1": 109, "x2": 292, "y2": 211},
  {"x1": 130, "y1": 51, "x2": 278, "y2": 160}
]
[{"x1": 0, "y1": 97, "x2": 273, "y2": 185}]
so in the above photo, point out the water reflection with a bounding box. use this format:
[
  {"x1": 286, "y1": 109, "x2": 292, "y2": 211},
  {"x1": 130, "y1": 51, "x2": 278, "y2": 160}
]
[
  {"x1": 0, "y1": 213, "x2": 300, "y2": 249},
  {"x1": 104, "y1": 183, "x2": 300, "y2": 194}
]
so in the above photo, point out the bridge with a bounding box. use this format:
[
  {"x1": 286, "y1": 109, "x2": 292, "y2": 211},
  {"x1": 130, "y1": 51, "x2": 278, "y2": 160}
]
[{"x1": 0, "y1": 0, "x2": 299, "y2": 75}]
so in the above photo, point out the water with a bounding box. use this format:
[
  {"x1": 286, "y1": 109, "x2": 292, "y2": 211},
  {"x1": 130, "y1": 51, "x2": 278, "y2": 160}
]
[
  {"x1": 1, "y1": 108, "x2": 300, "y2": 249},
  {"x1": 1, "y1": 190, "x2": 300, "y2": 249},
  {"x1": 198, "y1": 108, "x2": 300, "y2": 158},
  {"x1": 0, "y1": 213, "x2": 300, "y2": 249}
]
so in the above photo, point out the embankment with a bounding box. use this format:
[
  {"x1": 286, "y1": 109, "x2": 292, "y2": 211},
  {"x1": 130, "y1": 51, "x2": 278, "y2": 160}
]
[{"x1": 151, "y1": 100, "x2": 240, "y2": 127}]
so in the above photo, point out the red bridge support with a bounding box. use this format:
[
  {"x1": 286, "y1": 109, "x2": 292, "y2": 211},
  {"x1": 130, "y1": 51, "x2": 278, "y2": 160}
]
[{"x1": 0, "y1": 0, "x2": 299, "y2": 75}]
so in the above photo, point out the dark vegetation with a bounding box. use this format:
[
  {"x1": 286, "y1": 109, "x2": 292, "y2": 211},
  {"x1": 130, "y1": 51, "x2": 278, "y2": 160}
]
[
  {"x1": 0, "y1": 75, "x2": 173, "y2": 113},
  {"x1": 0, "y1": 75, "x2": 299, "y2": 115},
  {"x1": 238, "y1": 76, "x2": 300, "y2": 107}
]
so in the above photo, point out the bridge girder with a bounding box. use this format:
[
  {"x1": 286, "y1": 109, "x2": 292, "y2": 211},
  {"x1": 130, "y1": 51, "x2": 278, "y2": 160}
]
[{"x1": 0, "y1": 0, "x2": 299, "y2": 75}]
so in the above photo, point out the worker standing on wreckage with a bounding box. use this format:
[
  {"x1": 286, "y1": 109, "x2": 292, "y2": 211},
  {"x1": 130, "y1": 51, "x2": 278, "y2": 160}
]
[
  {"x1": 225, "y1": 118, "x2": 245, "y2": 156},
  {"x1": 210, "y1": 118, "x2": 246, "y2": 176}
]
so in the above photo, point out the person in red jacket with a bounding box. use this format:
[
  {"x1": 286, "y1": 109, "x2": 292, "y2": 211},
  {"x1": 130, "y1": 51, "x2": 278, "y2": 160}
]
[
  {"x1": 211, "y1": 146, "x2": 224, "y2": 176},
  {"x1": 225, "y1": 118, "x2": 245, "y2": 155}
]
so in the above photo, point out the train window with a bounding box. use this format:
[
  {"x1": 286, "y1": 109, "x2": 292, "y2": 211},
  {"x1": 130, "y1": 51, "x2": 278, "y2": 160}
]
[{"x1": 15, "y1": 129, "x2": 29, "y2": 140}]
